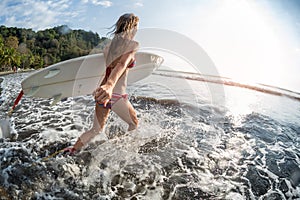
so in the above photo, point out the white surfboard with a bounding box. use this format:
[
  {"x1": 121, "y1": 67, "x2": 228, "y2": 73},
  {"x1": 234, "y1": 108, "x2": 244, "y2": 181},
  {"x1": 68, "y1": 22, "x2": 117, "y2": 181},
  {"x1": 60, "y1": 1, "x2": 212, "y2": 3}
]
[{"x1": 21, "y1": 52, "x2": 164, "y2": 103}]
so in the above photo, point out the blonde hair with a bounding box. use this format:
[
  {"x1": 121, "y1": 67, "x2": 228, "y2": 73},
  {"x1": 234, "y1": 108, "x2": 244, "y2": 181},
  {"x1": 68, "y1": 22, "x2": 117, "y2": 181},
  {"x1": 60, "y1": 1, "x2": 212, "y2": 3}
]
[
  {"x1": 109, "y1": 13, "x2": 139, "y2": 36},
  {"x1": 105, "y1": 13, "x2": 139, "y2": 68}
]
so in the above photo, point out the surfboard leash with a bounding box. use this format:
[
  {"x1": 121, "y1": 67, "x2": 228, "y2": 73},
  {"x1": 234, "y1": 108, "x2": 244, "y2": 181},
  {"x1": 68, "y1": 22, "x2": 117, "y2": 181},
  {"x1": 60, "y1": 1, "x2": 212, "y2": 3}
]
[
  {"x1": 8, "y1": 90, "x2": 24, "y2": 116},
  {"x1": 41, "y1": 149, "x2": 66, "y2": 162},
  {"x1": 28, "y1": 149, "x2": 66, "y2": 168}
]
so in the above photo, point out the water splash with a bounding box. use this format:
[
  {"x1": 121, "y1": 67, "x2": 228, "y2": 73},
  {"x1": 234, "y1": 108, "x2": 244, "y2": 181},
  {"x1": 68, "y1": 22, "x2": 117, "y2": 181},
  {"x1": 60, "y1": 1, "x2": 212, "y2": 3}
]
[{"x1": 0, "y1": 72, "x2": 299, "y2": 199}]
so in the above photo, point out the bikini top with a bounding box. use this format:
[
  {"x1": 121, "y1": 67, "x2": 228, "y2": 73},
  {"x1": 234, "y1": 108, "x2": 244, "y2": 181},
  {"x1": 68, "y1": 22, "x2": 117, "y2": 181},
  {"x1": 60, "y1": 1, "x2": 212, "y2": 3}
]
[{"x1": 127, "y1": 59, "x2": 136, "y2": 69}]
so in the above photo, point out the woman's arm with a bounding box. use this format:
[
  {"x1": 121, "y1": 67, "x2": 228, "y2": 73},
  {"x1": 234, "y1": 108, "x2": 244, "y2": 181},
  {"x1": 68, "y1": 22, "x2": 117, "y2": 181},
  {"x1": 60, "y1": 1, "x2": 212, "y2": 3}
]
[{"x1": 94, "y1": 51, "x2": 135, "y2": 107}]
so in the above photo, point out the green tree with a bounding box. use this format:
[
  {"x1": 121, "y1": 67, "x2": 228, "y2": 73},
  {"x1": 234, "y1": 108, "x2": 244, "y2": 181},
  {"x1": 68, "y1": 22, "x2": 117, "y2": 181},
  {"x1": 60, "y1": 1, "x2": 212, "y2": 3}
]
[
  {"x1": 0, "y1": 47, "x2": 21, "y2": 71},
  {"x1": 0, "y1": 25, "x2": 102, "y2": 71},
  {"x1": 0, "y1": 35, "x2": 4, "y2": 54},
  {"x1": 32, "y1": 55, "x2": 43, "y2": 69},
  {"x1": 5, "y1": 36, "x2": 19, "y2": 49},
  {"x1": 0, "y1": 26, "x2": 9, "y2": 38}
]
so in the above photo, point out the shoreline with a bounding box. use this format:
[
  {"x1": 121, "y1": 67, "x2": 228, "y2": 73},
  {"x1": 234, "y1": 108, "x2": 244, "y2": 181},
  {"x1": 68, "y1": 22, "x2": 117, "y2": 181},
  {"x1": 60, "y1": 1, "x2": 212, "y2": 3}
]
[
  {"x1": 0, "y1": 69, "x2": 34, "y2": 96},
  {"x1": 0, "y1": 69, "x2": 35, "y2": 77}
]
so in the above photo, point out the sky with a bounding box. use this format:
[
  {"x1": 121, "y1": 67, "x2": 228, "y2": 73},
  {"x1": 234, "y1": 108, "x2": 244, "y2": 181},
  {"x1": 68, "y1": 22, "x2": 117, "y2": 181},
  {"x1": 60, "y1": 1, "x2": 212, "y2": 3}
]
[{"x1": 0, "y1": 0, "x2": 300, "y2": 92}]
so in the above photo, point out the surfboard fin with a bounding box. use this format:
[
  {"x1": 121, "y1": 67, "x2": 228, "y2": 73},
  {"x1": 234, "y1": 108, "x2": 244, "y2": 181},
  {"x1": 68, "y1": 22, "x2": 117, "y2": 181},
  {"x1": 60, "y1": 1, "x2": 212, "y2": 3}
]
[
  {"x1": 27, "y1": 86, "x2": 40, "y2": 97},
  {"x1": 151, "y1": 55, "x2": 164, "y2": 67},
  {"x1": 44, "y1": 69, "x2": 61, "y2": 79},
  {"x1": 51, "y1": 93, "x2": 62, "y2": 106}
]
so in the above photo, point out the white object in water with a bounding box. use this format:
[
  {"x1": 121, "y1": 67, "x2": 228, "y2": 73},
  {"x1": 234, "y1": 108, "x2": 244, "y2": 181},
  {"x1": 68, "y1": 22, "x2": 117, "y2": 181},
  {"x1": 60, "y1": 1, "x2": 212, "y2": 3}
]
[{"x1": 0, "y1": 119, "x2": 10, "y2": 139}]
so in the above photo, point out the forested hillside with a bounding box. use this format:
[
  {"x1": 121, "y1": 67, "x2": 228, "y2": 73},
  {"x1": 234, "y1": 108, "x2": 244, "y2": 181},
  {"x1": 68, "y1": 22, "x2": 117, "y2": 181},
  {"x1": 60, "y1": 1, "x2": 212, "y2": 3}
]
[{"x1": 0, "y1": 25, "x2": 106, "y2": 71}]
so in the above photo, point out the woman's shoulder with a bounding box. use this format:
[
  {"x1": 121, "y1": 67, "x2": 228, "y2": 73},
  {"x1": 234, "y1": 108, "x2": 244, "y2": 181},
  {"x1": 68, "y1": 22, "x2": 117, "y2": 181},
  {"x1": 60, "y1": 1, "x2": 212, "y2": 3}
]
[
  {"x1": 129, "y1": 40, "x2": 139, "y2": 51},
  {"x1": 120, "y1": 38, "x2": 139, "y2": 53}
]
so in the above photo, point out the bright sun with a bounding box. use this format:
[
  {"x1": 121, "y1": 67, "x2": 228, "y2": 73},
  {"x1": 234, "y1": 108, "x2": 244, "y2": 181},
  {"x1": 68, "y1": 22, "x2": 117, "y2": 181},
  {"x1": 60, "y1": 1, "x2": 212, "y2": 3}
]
[{"x1": 193, "y1": 0, "x2": 289, "y2": 87}]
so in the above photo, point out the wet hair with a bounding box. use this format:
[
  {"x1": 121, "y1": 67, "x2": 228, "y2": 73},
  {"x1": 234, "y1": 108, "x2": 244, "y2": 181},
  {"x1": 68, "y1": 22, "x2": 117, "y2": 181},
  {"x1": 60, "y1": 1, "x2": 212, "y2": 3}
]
[
  {"x1": 108, "y1": 13, "x2": 139, "y2": 36},
  {"x1": 105, "y1": 13, "x2": 139, "y2": 67}
]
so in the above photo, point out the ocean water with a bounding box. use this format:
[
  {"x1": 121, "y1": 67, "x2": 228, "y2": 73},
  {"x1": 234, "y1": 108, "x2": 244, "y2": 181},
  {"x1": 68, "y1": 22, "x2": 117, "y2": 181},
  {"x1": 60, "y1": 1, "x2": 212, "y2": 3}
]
[{"x1": 0, "y1": 71, "x2": 299, "y2": 200}]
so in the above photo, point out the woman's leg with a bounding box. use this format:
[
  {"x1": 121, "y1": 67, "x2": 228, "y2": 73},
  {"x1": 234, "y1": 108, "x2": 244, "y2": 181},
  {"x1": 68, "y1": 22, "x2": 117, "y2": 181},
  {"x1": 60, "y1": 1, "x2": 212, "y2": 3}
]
[
  {"x1": 73, "y1": 105, "x2": 110, "y2": 150},
  {"x1": 112, "y1": 98, "x2": 138, "y2": 131}
]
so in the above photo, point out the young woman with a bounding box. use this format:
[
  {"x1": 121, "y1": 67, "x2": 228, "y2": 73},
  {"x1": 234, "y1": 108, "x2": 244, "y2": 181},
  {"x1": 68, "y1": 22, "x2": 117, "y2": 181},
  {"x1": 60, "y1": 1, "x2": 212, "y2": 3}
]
[{"x1": 65, "y1": 13, "x2": 140, "y2": 153}]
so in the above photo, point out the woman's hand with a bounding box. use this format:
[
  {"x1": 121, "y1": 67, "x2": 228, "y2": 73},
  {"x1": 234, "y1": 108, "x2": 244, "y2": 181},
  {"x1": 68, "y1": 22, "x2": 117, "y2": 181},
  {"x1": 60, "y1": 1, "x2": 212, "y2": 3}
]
[{"x1": 93, "y1": 84, "x2": 113, "y2": 107}]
